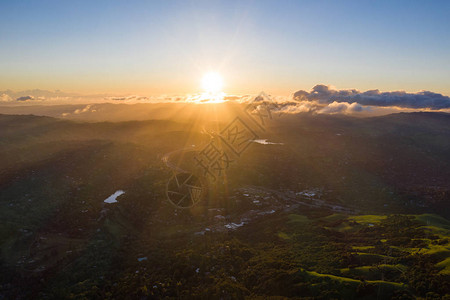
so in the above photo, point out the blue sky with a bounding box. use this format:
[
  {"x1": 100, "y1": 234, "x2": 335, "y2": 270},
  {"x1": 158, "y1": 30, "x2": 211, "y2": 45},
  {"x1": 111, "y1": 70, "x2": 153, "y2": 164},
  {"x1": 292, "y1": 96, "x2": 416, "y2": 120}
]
[{"x1": 1, "y1": 0, "x2": 449, "y2": 95}]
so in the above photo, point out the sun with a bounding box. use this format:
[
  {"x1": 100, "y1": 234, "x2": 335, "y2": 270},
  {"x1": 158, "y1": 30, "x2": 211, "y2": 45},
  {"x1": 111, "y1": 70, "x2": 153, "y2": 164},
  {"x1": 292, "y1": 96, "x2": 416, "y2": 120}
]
[{"x1": 201, "y1": 72, "x2": 223, "y2": 94}]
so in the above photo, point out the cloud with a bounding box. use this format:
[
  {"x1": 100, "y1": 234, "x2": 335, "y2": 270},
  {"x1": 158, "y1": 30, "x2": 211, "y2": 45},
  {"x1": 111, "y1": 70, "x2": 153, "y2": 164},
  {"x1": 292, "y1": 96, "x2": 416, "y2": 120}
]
[
  {"x1": 318, "y1": 101, "x2": 371, "y2": 114},
  {"x1": 268, "y1": 101, "x2": 316, "y2": 114},
  {"x1": 0, "y1": 94, "x2": 12, "y2": 102},
  {"x1": 224, "y1": 95, "x2": 241, "y2": 101},
  {"x1": 106, "y1": 95, "x2": 151, "y2": 102},
  {"x1": 3, "y1": 87, "x2": 450, "y2": 118},
  {"x1": 16, "y1": 95, "x2": 35, "y2": 101},
  {"x1": 239, "y1": 92, "x2": 317, "y2": 115},
  {"x1": 74, "y1": 104, "x2": 92, "y2": 114},
  {"x1": 61, "y1": 104, "x2": 96, "y2": 117},
  {"x1": 294, "y1": 85, "x2": 450, "y2": 110}
]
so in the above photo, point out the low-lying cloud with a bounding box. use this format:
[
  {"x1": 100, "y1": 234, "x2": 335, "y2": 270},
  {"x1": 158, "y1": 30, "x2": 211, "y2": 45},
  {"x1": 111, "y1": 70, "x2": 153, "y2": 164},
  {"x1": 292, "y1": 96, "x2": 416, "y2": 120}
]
[
  {"x1": 294, "y1": 85, "x2": 450, "y2": 110},
  {"x1": 317, "y1": 101, "x2": 370, "y2": 114},
  {"x1": 74, "y1": 104, "x2": 93, "y2": 114},
  {"x1": 106, "y1": 95, "x2": 151, "y2": 102},
  {"x1": 2, "y1": 86, "x2": 450, "y2": 117},
  {"x1": 0, "y1": 94, "x2": 12, "y2": 102},
  {"x1": 16, "y1": 95, "x2": 35, "y2": 101},
  {"x1": 273, "y1": 101, "x2": 315, "y2": 114}
]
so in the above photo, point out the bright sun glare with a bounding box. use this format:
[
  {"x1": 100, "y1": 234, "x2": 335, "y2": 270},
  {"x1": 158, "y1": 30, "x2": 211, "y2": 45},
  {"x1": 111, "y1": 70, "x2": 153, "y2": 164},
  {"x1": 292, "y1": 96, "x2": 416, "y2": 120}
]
[{"x1": 201, "y1": 72, "x2": 223, "y2": 94}]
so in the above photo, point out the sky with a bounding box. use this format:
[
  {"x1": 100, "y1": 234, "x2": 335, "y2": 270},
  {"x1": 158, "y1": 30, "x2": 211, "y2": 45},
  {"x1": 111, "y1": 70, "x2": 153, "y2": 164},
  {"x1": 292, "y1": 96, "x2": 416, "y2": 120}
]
[{"x1": 1, "y1": 0, "x2": 450, "y2": 96}]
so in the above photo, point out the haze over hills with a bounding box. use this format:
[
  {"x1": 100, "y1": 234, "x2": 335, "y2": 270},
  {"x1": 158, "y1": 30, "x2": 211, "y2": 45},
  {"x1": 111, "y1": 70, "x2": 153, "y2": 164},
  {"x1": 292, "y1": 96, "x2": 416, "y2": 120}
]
[{"x1": 1, "y1": 107, "x2": 449, "y2": 214}]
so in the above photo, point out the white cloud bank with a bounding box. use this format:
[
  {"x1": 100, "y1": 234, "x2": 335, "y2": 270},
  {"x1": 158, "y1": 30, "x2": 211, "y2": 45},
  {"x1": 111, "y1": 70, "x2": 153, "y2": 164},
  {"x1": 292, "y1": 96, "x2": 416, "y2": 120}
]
[
  {"x1": 2, "y1": 85, "x2": 450, "y2": 116},
  {"x1": 293, "y1": 85, "x2": 450, "y2": 110}
]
